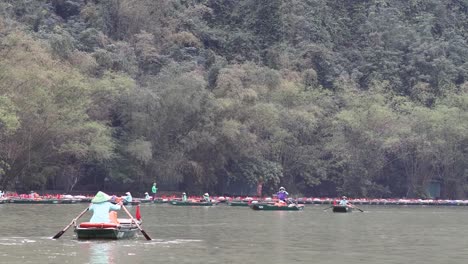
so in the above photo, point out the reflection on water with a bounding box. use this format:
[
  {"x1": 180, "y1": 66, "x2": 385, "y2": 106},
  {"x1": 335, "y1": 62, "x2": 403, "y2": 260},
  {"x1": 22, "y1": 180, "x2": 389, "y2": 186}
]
[{"x1": 82, "y1": 242, "x2": 116, "y2": 264}]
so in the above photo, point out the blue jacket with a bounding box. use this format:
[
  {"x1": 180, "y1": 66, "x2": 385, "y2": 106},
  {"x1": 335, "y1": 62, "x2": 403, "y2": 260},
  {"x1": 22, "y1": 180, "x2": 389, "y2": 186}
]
[{"x1": 89, "y1": 202, "x2": 121, "y2": 223}]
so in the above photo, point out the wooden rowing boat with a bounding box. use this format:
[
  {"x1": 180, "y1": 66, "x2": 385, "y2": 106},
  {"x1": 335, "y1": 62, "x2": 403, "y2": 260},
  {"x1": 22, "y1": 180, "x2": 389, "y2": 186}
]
[
  {"x1": 8, "y1": 198, "x2": 82, "y2": 204},
  {"x1": 9, "y1": 198, "x2": 60, "y2": 204},
  {"x1": 74, "y1": 219, "x2": 140, "y2": 239},
  {"x1": 250, "y1": 203, "x2": 304, "y2": 211},
  {"x1": 227, "y1": 200, "x2": 250, "y2": 206},
  {"x1": 332, "y1": 205, "x2": 353, "y2": 213},
  {"x1": 153, "y1": 198, "x2": 169, "y2": 204},
  {"x1": 169, "y1": 200, "x2": 215, "y2": 206}
]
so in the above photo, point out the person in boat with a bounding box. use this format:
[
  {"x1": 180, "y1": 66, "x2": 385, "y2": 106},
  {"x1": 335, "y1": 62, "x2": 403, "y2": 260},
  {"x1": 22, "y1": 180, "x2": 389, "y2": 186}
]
[
  {"x1": 89, "y1": 191, "x2": 122, "y2": 223},
  {"x1": 277, "y1": 187, "x2": 289, "y2": 203},
  {"x1": 123, "y1": 192, "x2": 133, "y2": 203},
  {"x1": 202, "y1": 193, "x2": 210, "y2": 202},
  {"x1": 29, "y1": 191, "x2": 40, "y2": 199},
  {"x1": 151, "y1": 182, "x2": 158, "y2": 200},
  {"x1": 182, "y1": 192, "x2": 187, "y2": 202},
  {"x1": 144, "y1": 192, "x2": 151, "y2": 200},
  {"x1": 339, "y1": 196, "x2": 350, "y2": 206},
  {"x1": 0, "y1": 190, "x2": 4, "y2": 198}
]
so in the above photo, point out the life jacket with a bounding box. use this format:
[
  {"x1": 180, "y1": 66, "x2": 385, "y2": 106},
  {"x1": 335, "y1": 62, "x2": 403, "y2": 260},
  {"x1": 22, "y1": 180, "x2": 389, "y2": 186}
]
[
  {"x1": 109, "y1": 211, "x2": 119, "y2": 224},
  {"x1": 274, "y1": 201, "x2": 286, "y2": 206}
]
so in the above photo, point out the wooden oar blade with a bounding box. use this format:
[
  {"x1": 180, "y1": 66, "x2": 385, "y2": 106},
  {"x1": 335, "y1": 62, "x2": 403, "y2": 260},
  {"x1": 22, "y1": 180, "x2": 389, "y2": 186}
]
[
  {"x1": 351, "y1": 205, "x2": 364, "y2": 212},
  {"x1": 52, "y1": 230, "x2": 65, "y2": 239},
  {"x1": 52, "y1": 207, "x2": 89, "y2": 240},
  {"x1": 121, "y1": 205, "x2": 152, "y2": 240},
  {"x1": 140, "y1": 230, "x2": 152, "y2": 240}
]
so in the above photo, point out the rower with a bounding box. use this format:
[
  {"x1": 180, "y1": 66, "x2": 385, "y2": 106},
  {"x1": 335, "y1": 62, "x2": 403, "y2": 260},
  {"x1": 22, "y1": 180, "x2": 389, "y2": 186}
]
[
  {"x1": 182, "y1": 192, "x2": 187, "y2": 202},
  {"x1": 202, "y1": 193, "x2": 210, "y2": 202},
  {"x1": 123, "y1": 192, "x2": 133, "y2": 203},
  {"x1": 144, "y1": 192, "x2": 151, "y2": 200},
  {"x1": 89, "y1": 191, "x2": 122, "y2": 223},
  {"x1": 277, "y1": 187, "x2": 289, "y2": 202},
  {"x1": 339, "y1": 196, "x2": 349, "y2": 206}
]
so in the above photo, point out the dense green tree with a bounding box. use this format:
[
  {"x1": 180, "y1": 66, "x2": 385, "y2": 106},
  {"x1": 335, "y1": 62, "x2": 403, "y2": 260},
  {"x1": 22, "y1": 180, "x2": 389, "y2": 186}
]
[{"x1": 1, "y1": 0, "x2": 467, "y2": 198}]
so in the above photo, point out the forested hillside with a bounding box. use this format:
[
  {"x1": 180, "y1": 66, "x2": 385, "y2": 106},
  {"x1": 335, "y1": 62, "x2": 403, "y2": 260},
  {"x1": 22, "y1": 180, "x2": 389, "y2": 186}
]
[{"x1": 0, "y1": 0, "x2": 467, "y2": 198}]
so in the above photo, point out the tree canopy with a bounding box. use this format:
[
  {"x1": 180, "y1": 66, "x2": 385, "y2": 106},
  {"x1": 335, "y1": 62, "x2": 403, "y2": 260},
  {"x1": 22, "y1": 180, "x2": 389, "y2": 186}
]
[{"x1": 0, "y1": 0, "x2": 467, "y2": 198}]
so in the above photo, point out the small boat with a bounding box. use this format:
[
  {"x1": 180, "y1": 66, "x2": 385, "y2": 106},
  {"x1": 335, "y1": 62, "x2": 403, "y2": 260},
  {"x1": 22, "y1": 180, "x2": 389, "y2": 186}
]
[
  {"x1": 169, "y1": 200, "x2": 215, "y2": 206},
  {"x1": 153, "y1": 198, "x2": 169, "y2": 204},
  {"x1": 136, "y1": 199, "x2": 153, "y2": 204},
  {"x1": 250, "y1": 203, "x2": 304, "y2": 211},
  {"x1": 58, "y1": 199, "x2": 80, "y2": 204},
  {"x1": 227, "y1": 200, "x2": 250, "y2": 206},
  {"x1": 9, "y1": 198, "x2": 60, "y2": 204},
  {"x1": 332, "y1": 205, "x2": 353, "y2": 213},
  {"x1": 74, "y1": 219, "x2": 141, "y2": 239},
  {"x1": 127, "y1": 200, "x2": 141, "y2": 206}
]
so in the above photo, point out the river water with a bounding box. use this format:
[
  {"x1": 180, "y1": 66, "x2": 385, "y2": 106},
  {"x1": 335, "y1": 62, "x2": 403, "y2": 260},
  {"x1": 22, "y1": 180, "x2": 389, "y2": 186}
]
[{"x1": 0, "y1": 203, "x2": 467, "y2": 264}]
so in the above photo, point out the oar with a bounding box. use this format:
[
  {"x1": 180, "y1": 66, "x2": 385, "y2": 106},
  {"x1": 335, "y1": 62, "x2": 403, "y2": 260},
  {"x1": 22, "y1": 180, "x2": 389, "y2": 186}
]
[
  {"x1": 121, "y1": 204, "x2": 152, "y2": 240},
  {"x1": 350, "y1": 204, "x2": 364, "y2": 212},
  {"x1": 323, "y1": 205, "x2": 333, "y2": 211},
  {"x1": 52, "y1": 207, "x2": 89, "y2": 239}
]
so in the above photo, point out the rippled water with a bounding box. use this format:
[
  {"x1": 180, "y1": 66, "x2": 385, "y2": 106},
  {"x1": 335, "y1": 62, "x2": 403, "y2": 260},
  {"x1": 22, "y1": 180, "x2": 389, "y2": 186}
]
[{"x1": 0, "y1": 203, "x2": 467, "y2": 264}]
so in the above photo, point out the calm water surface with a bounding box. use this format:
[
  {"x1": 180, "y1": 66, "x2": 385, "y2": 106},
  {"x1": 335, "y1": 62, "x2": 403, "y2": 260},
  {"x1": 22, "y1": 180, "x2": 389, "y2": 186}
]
[{"x1": 0, "y1": 203, "x2": 467, "y2": 264}]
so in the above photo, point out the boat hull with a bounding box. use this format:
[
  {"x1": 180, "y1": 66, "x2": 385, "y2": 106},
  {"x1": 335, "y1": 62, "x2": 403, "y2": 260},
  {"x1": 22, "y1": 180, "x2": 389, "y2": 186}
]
[
  {"x1": 153, "y1": 198, "x2": 169, "y2": 204},
  {"x1": 332, "y1": 205, "x2": 353, "y2": 213},
  {"x1": 74, "y1": 221, "x2": 140, "y2": 239},
  {"x1": 9, "y1": 199, "x2": 60, "y2": 204},
  {"x1": 169, "y1": 200, "x2": 214, "y2": 206},
  {"x1": 250, "y1": 203, "x2": 304, "y2": 211},
  {"x1": 228, "y1": 201, "x2": 250, "y2": 206}
]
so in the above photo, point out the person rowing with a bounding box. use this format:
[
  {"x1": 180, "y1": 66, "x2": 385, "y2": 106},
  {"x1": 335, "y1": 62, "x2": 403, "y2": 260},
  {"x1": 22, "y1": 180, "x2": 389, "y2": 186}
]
[
  {"x1": 337, "y1": 196, "x2": 364, "y2": 212},
  {"x1": 144, "y1": 192, "x2": 151, "y2": 200},
  {"x1": 182, "y1": 192, "x2": 187, "y2": 202},
  {"x1": 88, "y1": 191, "x2": 123, "y2": 224},
  {"x1": 202, "y1": 193, "x2": 210, "y2": 202},
  {"x1": 123, "y1": 192, "x2": 133, "y2": 203},
  {"x1": 339, "y1": 196, "x2": 356, "y2": 208},
  {"x1": 277, "y1": 187, "x2": 289, "y2": 203},
  {"x1": 339, "y1": 196, "x2": 349, "y2": 206}
]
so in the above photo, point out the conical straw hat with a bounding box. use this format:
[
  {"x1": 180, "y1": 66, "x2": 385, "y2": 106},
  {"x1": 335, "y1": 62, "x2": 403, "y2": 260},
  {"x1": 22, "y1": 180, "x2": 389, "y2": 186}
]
[{"x1": 91, "y1": 191, "x2": 111, "y2": 204}]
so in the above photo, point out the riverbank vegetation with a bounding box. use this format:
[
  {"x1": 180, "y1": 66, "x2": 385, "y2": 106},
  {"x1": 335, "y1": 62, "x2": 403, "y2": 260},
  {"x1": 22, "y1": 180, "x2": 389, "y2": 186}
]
[{"x1": 0, "y1": 0, "x2": 467, "y2": 198}]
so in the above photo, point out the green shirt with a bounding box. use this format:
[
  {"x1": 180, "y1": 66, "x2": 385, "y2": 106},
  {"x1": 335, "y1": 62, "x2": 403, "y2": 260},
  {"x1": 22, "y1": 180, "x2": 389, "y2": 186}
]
[{"x1": 152, "y1": 185, "x2": 157, "y2": 194}]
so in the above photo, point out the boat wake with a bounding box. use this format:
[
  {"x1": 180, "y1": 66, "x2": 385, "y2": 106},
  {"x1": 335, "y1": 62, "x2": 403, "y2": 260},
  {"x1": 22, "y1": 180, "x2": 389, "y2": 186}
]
[
  {"x1": 146, "y1": 239, "x2": 203, "y2": 245},
  {"x1": 0, "y1": 237, "x2": 37, "y2": 245}
]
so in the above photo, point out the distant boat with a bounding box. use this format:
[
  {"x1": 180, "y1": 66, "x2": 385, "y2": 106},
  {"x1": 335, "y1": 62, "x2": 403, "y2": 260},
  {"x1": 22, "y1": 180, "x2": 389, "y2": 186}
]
[
  {"x1": 9, "y1": 198, "x2": 60, "y2": 204},
  {"x1": 153, "y1": 198, "x2": 169, "y2": 204},
  {"x1": 169, "y1": 200, "x2": 215, "y2": 206},
  {"x1": 250, "y1": 203, "x2": 304, "y2": 211},
  {"x1": 332, "y1": 205, "x2": 353, "y2": 213},
  {"x1": 227, "y1": 200, "x2": 250, "y2": 206}
]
